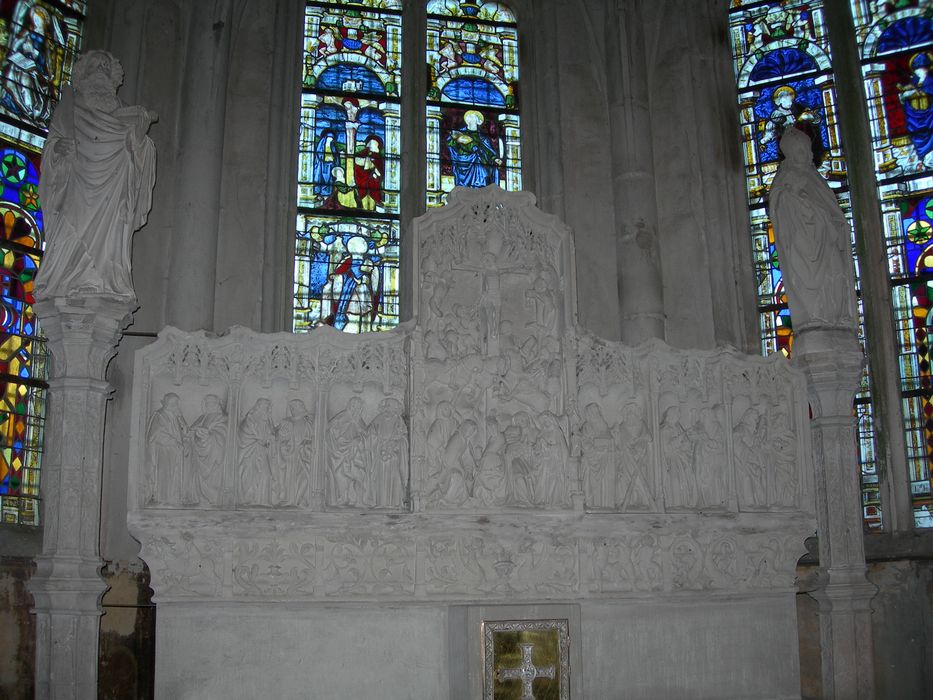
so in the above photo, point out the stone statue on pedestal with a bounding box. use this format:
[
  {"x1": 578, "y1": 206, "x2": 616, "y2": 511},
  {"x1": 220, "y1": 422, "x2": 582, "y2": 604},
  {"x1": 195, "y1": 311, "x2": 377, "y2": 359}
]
[
  {"x1": 769, "y1": 126, "x2": 857, "y2": 331},
  {"x1": 37, "y1": 49, "x2": 157, "y2": 301}
]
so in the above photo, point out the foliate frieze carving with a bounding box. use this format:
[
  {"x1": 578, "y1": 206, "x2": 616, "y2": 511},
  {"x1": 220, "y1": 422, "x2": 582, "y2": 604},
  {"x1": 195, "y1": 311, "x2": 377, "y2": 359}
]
[
  {"x1": 232, "y1": 540, "x2": 317, "y2": 597},
  {"x1": 136, "y1": 530, "x2": 224, "y2": 599},
  {"x1": 588, "y1": 529, "x2": 807, "y2": 593},
  {"x1": 132, "y1": 515, "x2": 811, "y2": 603},
  {"x1": 319, "y1": 536, "x2": 415, "y2": 596},
  {"x1": 422, "y1": 535, "x2": 578, "y2": 596}
]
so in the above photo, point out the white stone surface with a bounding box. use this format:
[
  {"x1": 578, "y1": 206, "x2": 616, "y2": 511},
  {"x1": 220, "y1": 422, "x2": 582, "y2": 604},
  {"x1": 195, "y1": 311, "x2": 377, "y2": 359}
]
[
  {"x1": 581, "y1": 597, "x2": 803, "y2": 699},
  {"x1": 130, "y1": 188, "x2": 815, "y2": 698},
  {"x1": 771, "y1": 128, "x2": 858, "y2": 332},
  {"x1": 155, "y1": 604, "x2": 448, "y2": 700}
]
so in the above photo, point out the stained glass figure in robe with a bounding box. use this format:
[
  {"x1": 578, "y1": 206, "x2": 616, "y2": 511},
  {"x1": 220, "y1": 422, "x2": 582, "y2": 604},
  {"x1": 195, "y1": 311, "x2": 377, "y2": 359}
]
[
  {"x1": 426, "y1": 0, "x2": 521, "y2": 206},
  {"x1": 446, "y1": 108, "x2": 501, "y2": 187},
  {"x1": 0, "y1": 1, "x2": 84, "y2": 137},
  {"x1": 850, "y1": 0, "x2": 933, "y2": 526},
  {"x1": 294, "y1": 0, "x2": 402, "y2": 334},
  {"x1": 293, "y1": 214, "x2": 399, "y2": 334},
  {"x1": 899, "y1": 49, "x2": 933, "y2": 168}
]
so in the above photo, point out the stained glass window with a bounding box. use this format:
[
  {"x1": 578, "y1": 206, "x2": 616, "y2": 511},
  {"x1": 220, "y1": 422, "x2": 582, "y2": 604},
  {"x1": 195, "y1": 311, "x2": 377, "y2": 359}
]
[
  {"x1": 293, "y1": 0, "x2": 402, "y2": 333},
  {"x1": 425, "y1": 0, "x2": 521, "y2": 207},
  {"x1": 0, "y1": 0, "x2": 85, "y2": 525},
  {"x1": 728, "y1": 0, "x2": 882, "y2": 529},
  {"x1": 849, "y1": 0, "x2": 933, "y2": 528}
]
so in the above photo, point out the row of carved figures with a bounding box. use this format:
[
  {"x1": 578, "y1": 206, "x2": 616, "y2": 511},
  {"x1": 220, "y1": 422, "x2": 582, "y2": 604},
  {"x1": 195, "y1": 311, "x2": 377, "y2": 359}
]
[
  {"x1": 146, "y1": 393, "x2": 408, "y2": 509},
  {"x1": 146, "y1": 390, "x2": 799, "y2": 512}
]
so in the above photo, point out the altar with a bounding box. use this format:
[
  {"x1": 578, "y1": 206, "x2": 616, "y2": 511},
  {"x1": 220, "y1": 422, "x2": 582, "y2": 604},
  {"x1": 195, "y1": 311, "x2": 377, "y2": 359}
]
[{"x1": 128, "y1": 187, "x2": 814, "y2": 698}]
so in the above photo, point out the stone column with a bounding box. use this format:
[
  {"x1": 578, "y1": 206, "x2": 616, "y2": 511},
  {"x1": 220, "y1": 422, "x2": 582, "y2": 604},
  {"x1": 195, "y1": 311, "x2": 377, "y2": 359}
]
[
  {"x1": 164, "y1": 0, "x2": 234, "y2": 331},
  {"x1": 794, "y1": 329, "x2": 876, "y2": 699},
  {"x1": 605, "y1": 0, "x2": 665, "y2": 344},
  {"x1": 28, "y1": 48, "x2": 156, "y2": 699},
  {"x1": 28, "y1": 296, "x2": 134, "y2": 700},
  {"x1": 770, "y1": 126, "x2": 876, "y2": 698}
]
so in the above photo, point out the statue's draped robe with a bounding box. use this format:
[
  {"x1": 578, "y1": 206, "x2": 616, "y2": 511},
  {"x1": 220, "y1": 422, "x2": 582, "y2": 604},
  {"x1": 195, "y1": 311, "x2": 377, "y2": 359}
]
[{"x1": 37, "y1": 86, "x2": 156, "y2": 299}]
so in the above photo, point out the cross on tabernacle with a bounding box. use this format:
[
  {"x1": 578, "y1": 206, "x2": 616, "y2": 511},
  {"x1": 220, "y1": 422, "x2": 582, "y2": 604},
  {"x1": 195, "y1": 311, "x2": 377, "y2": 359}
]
[{"x1": 497, "y1": 642, "x2": 556, "y2": 700}]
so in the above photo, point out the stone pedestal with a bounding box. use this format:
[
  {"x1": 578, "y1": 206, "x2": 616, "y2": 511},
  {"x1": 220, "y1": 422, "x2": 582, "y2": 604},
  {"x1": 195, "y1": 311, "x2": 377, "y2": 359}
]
[
  {"x1": 794, "y1": 327, "x2": 876, "y2": 699},
  {"x1": 28, "y1": 294, "x2": 134, "y2": 700}
]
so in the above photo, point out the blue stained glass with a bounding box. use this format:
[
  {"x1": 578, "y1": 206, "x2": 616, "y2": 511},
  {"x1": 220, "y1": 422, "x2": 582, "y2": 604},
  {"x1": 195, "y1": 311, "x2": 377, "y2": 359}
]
[
  {"x1": 295, "y1": 1, "x2": 402, "y2": 333},
  {"x1": 850, "y1": 0, "x2": 933, "y2": 527},
  {"x1": 877, "y1": 16, "x2": 933, "y2": 54},
  {"x1": 316, "y1": 64, "x2": 387, "y2": 95},
  {"x1": 753, "y1": 79, "x2": 830, "y2": 166},
  {"x1": 749, "y1": 47, "x2": 819, "y2": 82},
  {"x1": 441, "y1": 77, "x2": 505, "y2": 107},
  {"x1": 426, "y1": 0, "x2": 520, "y2": 206}
]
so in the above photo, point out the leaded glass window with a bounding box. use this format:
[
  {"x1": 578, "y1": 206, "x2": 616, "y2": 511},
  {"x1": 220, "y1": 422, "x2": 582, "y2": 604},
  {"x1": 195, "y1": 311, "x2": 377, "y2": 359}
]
[
  {"x1": 293, "y1": 0, "x2": 402, "y2": 334},
  {"x1": 425, "y1": 0, "x2": 521, "y2": 207},
  {"x1": 292, "y1": 0, "x2": 525, "y2": 333},
  {"x1": 728, "y1": 0, "x2": 882, "y2": 529},
  {"x1": 0, "y1": 0, "x2": 85, "y2": 526},
  {"x1": 849, "y1": 0, "x2": 933, "y2": 528}
]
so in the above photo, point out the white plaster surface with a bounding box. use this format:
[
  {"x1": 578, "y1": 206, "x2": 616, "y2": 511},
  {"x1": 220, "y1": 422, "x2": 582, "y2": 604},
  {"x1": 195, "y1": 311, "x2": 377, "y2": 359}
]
[
  {"x1": 155, "y1": 604, "x2": 448, "y2": 700},
  {"x1": 581, "y1": 597, "x2": 802, "y2": 700},
  {"x1": 154, "y1": 597, "x2": 802, "y2": 700}
]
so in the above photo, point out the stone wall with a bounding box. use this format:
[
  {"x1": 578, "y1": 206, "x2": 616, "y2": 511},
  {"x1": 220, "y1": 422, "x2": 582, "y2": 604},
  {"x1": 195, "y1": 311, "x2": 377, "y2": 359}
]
[{"x1": 0, "y1": 557, "x2": 34, "y2": 700}]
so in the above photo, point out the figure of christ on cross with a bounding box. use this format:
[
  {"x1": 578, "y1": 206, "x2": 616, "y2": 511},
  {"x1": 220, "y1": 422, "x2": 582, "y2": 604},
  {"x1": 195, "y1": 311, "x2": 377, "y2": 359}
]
[
  {"x1": 453, "y1": 251, "x2": 526, "y2": 356},
  {"x1": 497, "y1": 643, "x2": 556, "y2": 700}
]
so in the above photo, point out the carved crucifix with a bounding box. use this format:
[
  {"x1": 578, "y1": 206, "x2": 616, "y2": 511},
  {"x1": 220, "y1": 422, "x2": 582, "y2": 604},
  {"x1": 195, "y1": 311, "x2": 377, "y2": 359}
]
[
  {"x1": 452, "y1": 252, "x2": 527, "y2": 356},
  {"x1": 496, "y1": 642, "x2": 555, "y2": 700}
]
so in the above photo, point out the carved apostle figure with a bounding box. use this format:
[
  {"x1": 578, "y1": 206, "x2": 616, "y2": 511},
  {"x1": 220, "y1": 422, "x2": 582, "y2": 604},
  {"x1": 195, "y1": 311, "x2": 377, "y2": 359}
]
[
  {"x1": 238, "y1": 398, "x2": 275, "y2": 506},
  {"x1": 189, "y1": 394, "x2": 227, "y2": 506},
  {"x1": 368, "y1": 397, "x2": 408, "y2": 508},
  {"x1": 277, "y1": 399, "x2": 315, "y2": 507},
  {"x1": 326, "y1": 396, "x2": 368, "y2": 506},
  {"x1": 616, "y1": 401, "x2": 654, "y2": 511},
  {"x1": 769, "y1": 126, "x2": 857, "y2": 331},
  {"x1": 534, "y1": 411, "x2": 569, "y2": 507},
  {"x1": 36, "y1": 49, "x2": 157, "y2": 301},
  {"x1": 733, "y1": 407, "x2": 768, "y2": 508},
  {"x1": 473, "y1": 414, "x2": 506, "y2": 507},
  {"x1": 661, "y1": 403, "x2": 699, "y2": 509},
  {"x1": 147, "y1": 393, "x2": 187, "y2": 505},
  {"x1": 580, "y1": 402, "x2": 614, "y2": 509}
]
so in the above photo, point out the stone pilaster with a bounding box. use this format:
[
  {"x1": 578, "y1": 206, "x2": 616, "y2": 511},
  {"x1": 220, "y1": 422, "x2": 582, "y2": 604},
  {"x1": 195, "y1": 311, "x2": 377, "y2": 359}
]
[
  {"x1": 794, "y1": 328, "x2": 876, "y2": 699},
  {"x1": 28, "y1": 294, "x2": 134, "y2": 700}
]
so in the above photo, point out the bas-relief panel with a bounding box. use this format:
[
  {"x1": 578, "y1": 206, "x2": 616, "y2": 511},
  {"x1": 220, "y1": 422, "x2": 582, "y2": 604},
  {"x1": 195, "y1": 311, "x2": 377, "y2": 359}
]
[
  {"x1": 129, "y1": 187, "x2": 816, "y2": 604},
  {"x1": 411, "y1": 187, "x2": 577, "y2": 512},
  {"x1": 129, "y1": 514, "x2": 812, "y2": 603},
  {"x1": 138, "y1": 326, "x2": 410, "y2": 512}
]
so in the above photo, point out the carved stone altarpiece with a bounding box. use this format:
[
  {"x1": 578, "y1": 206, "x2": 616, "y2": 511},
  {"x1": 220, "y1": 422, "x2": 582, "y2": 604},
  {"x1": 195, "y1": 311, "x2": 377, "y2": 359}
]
[{"x1": 129, "y1": 187, "x2": 816, "y2": 609}]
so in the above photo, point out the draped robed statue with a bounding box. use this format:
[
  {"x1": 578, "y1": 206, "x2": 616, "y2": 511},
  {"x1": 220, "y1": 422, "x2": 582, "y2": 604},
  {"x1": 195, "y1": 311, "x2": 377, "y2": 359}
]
[
  {"x1": 36, "y1": 49, "x2": 157, "y2": 301},
  {"x1": 769, "y1": 125, "x2": 858, "y2": 332}
]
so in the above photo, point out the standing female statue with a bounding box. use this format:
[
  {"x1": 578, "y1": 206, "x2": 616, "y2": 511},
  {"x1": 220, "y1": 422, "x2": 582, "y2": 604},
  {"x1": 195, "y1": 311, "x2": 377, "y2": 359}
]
[{"x1": 769, "y1": 126, "x2": 857, "y2": 331}]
